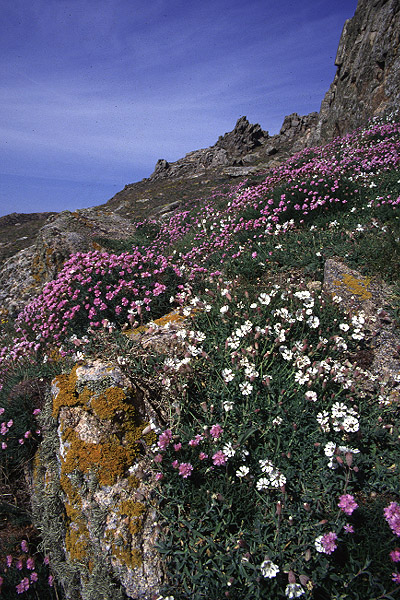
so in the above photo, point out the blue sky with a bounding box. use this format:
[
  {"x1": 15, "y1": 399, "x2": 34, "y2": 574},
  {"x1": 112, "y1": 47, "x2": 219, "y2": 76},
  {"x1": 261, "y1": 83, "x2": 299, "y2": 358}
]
[{"x1": 0, "y1": 0, "x2": 358, "y2": 217}]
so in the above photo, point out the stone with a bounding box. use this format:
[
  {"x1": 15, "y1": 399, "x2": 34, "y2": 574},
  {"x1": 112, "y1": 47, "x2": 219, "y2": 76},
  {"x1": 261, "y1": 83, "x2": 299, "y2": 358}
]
[
  {"x1": 312, "y1": 0, "x2": 400, "y2": 144},
  {"x1": 33, "y1": 360, "x2": 163, "y2": 600},
  {"x1": 323, "y1": 258, "x2": 400, "y2": 383}
]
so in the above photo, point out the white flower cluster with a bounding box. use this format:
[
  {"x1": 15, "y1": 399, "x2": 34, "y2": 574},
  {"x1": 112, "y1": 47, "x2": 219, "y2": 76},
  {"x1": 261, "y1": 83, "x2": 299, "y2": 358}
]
[
  {"x1": 323, "y1": 442, "x2": 360, "y2": 469},
  {"x1": 256, "y1": 458, "x2": 286, "y2": 490},
  {"x1": 317, "y1": 402, "x2": 359, "y2": 435}
]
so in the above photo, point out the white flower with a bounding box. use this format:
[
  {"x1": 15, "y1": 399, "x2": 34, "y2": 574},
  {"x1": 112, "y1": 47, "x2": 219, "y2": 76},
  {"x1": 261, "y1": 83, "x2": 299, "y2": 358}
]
[
  {"x1": 258, "y1": 293, "x2": 271, "y2": 305},
  {"x1": 272, "y1": 416, "x2": 283, "y2": 426},
  {"x1": 324, "y1": 441, "x2": 336, "y2": 457},
  {"x1": 236, "y1": 466, "x2": 250, "y2": 478},
  {"x1": 256, "y1": 477, "x2": 270, "y2": 491},
  {"x1": 220, "y1": 305, "x2": 229, "y2": 314},
  {"x1": 285, "y1": 583, "x2": 305, "y2": 598},
  {"x1": 305, "y1": 390, "x2": 317, "y2": 402},
  {"x1": 239, "y1": 381, "x2": 253, "y2": 396},
  {"x1": 307, "y1": 315, "x2": 320, "y2": 329},
  {"x1": 222, "y1": 368, "x2": 235, "y2": 383},
  {"x1": 260, "y1": 559, "x2": 280, "y2": 578},
  {"x1": 223, "y1": 442, "x2": 236, "y2": 458},
  {"x1": 315, "y1": 535, "x2": 325, "y2": 553},
  {"x1": 259, "y1": 459, "x2": 274, "y2": 474},
  {"x1": 223, "y1": 401, "x2": 234, "y2": 412}
]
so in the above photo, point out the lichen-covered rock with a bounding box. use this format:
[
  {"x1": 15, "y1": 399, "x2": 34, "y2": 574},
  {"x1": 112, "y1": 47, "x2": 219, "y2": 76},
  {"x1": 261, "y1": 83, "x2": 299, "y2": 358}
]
[
  {"x1": 33, "y1": 360, "x2": 163, "y2": 600},
  {"x1": 323, "y1": 258, "x2": 400, "y2": 383}
]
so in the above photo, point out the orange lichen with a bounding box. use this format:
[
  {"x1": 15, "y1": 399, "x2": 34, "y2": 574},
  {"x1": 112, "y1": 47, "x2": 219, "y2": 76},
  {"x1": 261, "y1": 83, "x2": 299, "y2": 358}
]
[
  {"x1": 52, "y1": 367, "x2": 79, "y2": 418},
  {"x1": 333, "y1": 273, "x2": 372, "y2": 300},
  {"x1": 50, "y1": 363, "x2": 156, "y2": 570},
  {"x1": 89, "y1": 386, "x2": 133, "y2": 420}
]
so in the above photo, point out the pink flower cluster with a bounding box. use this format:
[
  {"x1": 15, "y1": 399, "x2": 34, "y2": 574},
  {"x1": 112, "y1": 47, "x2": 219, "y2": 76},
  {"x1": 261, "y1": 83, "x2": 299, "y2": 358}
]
[
  {"x1": 384, "y1": 502, "x2": 400, "y2": 537},
  {"x1": 321, "y1": 532, "x2": 338, "y2": 555},
  {"x1": 338, "y1": 494, "x2": 358, "y2": 516}
]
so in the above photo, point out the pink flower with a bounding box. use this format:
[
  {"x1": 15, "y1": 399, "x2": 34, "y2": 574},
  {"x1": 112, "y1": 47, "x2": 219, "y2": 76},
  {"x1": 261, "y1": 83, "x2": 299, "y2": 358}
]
[
  {"x1": 210, "y1": 424, "x2": 223, "y2": 439},
  {"x1": 178, "y1": 462, "x2": 193, "y2": 478},
  {"x1": 199, "y1": 452, "x2": 208, "y2": 460},
  {"x1": 173, "y1": 443, "x2": 182, "y2": 451},
  {"x1": 344, "y1": 524, "x2": 354, "y2": 534},
  {"x1": 16, "y1": 559, "x2": 24, "y2": 570},
  {"x1": 27, "y1": 557, "x2": 35, "y2": 570},
  {"x1": 1, "y1": 442, "x2": 7, "y2": 449},
  {"x1": 153, "y1": 453, "x2": 163, "y2": 463},
  {"x1": 390, "y1": 549, "x2": 400, "y2": 563},
  {"x1": 6, "y1": 555, "x2": 13, "y2": 567},
  {"x1": 392, "y1": 573, "x2": 400, "y2": 584},
  {"x1": 384, "y1": 502, "x2": 400, "y2": 537},
  {"x1": 212, "y1": 450, "x2": 227, "y2": 466},
  {"x1": 33, "y1": 408, "x2": 41, "y2": 416},
  {"x1": 43, "y1": 556, "x2": 50, "y2": 565},
  {"x1": 155, "y1": 472, "x2": 163, "y2": 481},
  {"x1": 172, "y1": 460, "x2": 179, "y2": 469},
  {"x1": 30, "y1": 572, "x2": 38, "y2": 583},
  {"x1": 21, "y1": 540, "x2": 28, "y2": 552},
  {"x1": 188, "y1": 434, "x2": 203, "y2": 447},
  {"x1": 338, "y1": 494, "x2": 358, "y2": 516},
  {"x1": 158, "y1": 429, "x2": 172, "y2": 450},
  {"x1": 48, "y1": 575, "x2": 54, "y2": 586},
  {"x1": 321, "y1": 531, "x2": 338, "y2": 555}
]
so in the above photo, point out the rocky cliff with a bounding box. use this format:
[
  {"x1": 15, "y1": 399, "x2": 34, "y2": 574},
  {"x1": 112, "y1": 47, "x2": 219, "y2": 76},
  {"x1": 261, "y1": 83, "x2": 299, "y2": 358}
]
[{"x1": 312, "y1": 0, "x2": 400, "y2": 143}]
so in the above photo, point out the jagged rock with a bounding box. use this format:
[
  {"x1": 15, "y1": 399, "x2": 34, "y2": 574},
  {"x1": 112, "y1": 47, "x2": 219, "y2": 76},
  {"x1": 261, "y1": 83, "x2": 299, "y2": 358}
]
[
  {"x1": 312, "y1": 0, "x2": 400, "y2": 143},
  {"x1": 148, "y1": 117, "x2": 265, "y2": 181},
  {"x1": 277, "y1": 112, "x2": 319, "y2": 152},
  {"x1": 33, "y1": 360, "x2": 163, "y2": 600},
  {"x1": 215, "y1": 116, "x2": 268, "y2": 156},
  {"x1": 0, "y1": 209, "x2": 138, "y2": 315}
]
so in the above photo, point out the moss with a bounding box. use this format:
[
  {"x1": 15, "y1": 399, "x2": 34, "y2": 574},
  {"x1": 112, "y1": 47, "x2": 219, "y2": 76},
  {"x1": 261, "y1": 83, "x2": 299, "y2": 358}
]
[{"x1": 333, "y1": 273, "x2": 372, "y2": 300}]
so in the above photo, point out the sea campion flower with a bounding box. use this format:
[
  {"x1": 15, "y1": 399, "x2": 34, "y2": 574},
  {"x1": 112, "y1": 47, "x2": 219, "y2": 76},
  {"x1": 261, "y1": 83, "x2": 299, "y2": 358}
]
[
  {"x1": 338, "y1": 494, "x2": 358, "y2": 515},
  {"x1": 285, "y1": 583, "x2": 305, "y2": 598},
  {"x1": 260, "y1": 558, "x2": 280, "y2": 578}
]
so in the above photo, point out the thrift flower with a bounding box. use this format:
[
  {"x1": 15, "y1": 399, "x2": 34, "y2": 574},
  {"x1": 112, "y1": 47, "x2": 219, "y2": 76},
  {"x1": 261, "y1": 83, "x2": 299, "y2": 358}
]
[
  {"x1": 212, "y1": 450, "x2": 227, "y2": 466},
  {"x1": 384, "y1": 502, "x2": 400, "y2": 536},
  {"x1": 338, "y1": 494, "x2": 358, "y2": 515},
  {"x1": 315, "y1": 532, "x2": 338, "y2": 554},
  {"x1": 210, "y1": 424, "x2": 223, "y2": 439},
  {"x1": 178, "y1": 463, "x2": 193, "y2": 478},
  {"x1": 390, "y1": 549, "x2": 400, "y2": 562},
  {"x1": 344, "y1": 524, "x2": 354, "y2": 533},
  {"x1": 392, "y1": 573, "x2": 400, "y2": 584}
]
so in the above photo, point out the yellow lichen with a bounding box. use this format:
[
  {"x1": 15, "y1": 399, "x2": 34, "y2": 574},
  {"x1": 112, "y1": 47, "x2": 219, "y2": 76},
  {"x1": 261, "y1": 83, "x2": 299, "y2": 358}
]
[
  {"x1": 333, "y1": 273, "x2": 372, "y2": 300},
  {"x1": 51, "y1": 363, "x2": 156, "y2": 570},
  {"x1": 52, "y1": 367, "x2": 79, "y2": 418},
  {"x1": 89, "y1": 386, "x2": 133, "y2": 420}
]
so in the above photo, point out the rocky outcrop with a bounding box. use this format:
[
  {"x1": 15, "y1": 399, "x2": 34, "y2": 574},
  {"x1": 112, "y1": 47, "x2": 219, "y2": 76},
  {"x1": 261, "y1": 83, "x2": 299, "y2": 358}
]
[
  {"x1": 149, "y1": 116, "x2": 268, "y2": 181},
  {"x1": 0, "y1": 209, "x2": 138, "y2": 315},
  {"x1": 312, "y1": 0, "x2": 400, "y2": 144},
  {"x1": 33, "y1": 360, "x2": 163, "y2": 600}
]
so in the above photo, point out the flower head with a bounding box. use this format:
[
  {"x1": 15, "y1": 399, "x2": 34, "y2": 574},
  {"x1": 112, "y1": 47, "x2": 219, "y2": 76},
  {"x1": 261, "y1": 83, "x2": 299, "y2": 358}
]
[
  {"x1": 260, "y1": 558, "x2": 279, "y2": 578},
  {"x1": 338, "y1": 494, "x2": 358, "y2": 515}
]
